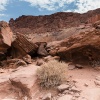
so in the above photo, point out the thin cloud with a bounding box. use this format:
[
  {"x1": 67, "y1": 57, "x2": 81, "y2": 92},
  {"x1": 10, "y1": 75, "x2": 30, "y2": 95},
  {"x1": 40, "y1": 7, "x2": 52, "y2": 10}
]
[
  {"x1": 20, "y1": 0, "x2": 75, "y2": 10},
  {"x1": 20, "y1": 0, "x2": 100, "y2": 13},
  {"x1": 0, "y1": 0, "x2": 10, "y2": 11},
  {"x1": 0, "y1": 14, "x2": 6, "y2": 16},
  {"x1": 0, "y1": 0, "x2": 100, "y2": 13},
  {"x1": 75, "y1": 0, "x2": 100, "y2": 13}
]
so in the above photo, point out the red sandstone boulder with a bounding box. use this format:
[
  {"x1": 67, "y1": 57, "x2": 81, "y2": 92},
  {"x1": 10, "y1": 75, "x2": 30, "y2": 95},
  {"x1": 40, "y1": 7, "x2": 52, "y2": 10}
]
[
  {"x1": 48, "y1": 29, "x2": 100, "y2": 64},
  {"x1": 11, "y1": 33, "x2": 38, "y2": 58},
  {"x1": 0, "y1": 64, "x2": 40, "y2": 99},
  {"x1": 0, "y1": 21, "x2": 13, "y2": 53},
  {"x1": 37, "y1": 42, "x2": 48, "y2": 56}
]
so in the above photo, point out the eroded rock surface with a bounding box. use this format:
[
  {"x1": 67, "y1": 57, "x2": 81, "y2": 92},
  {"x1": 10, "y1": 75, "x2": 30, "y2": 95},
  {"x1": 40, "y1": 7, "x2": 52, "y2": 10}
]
[
  {"x1": 0, "y1": 64, "x2": 40, "y2": 100},
  {"x1": 9, "y1": 8, "x2": 100, "y2": 34},
  {"x1": 48, "y1": 29, "x2": 100, "y2": 65},
  {"x1": 0, "y1": 21, "x2": 13, "y2": 53}
]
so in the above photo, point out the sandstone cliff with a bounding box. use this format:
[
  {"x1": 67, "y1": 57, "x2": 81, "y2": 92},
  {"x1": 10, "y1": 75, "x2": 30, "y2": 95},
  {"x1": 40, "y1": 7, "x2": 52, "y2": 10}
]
[{"x1": 9, "y1": 8, "x2": 100, "y2": 34}]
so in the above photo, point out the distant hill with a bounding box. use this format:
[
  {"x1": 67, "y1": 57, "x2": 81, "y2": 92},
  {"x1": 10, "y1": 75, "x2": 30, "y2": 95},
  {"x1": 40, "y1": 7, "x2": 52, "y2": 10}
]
[{"x1": 9, "y1": 8, "x2": 100, "y2": 34}]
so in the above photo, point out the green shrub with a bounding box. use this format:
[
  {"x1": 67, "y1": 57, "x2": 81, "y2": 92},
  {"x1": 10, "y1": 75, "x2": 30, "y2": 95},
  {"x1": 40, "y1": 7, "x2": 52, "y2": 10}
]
[{"x1": 36, "y1": 60, "x2": 68, "y2": 89}]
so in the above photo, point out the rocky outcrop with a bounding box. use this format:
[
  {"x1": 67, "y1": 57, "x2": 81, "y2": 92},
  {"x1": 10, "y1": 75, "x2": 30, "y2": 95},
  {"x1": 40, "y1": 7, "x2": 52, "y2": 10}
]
[
  {"x1": 0, "y1": 21, "x2": 13, "y2": 53},
  {"x1": 9, "y1": 8, "x2": 100, "y2": 34},
  {"x1": 47, "y1": 29, "x2": 100, "y2": 64},
  {"x1": 0, "y1": 64, "x2": 40, "y2": 100},
  {"x1": 10, "y1": 65, "x2": 39, "y2": 99},
  {"x1": 11, "y1": 33, "x2": 38, "y2": 58},
  {"x1": 9, "y1": 12, "x2": 80, "y2": 34},
  {"x1": 87, "y1": 14, "x2": 100, "y2": 23},
  {"x1": 93, "y1": 20, "x2": 100, "y2": 29},
  {"x1": 37, "y1": 42, "x2": 48, "y2": 56}
]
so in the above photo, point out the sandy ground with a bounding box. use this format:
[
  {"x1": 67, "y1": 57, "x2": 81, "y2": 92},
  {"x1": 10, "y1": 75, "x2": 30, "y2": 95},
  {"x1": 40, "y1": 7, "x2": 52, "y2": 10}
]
[
  {"x1": 68, "y1": 66, "x2": 100, "y2": 100},
  {"x1": 0, "y1": 64, "x2": 100, "y2": 100},
  {"x1": 68, "y1": 66, "x2": 100, "y2": 87}
]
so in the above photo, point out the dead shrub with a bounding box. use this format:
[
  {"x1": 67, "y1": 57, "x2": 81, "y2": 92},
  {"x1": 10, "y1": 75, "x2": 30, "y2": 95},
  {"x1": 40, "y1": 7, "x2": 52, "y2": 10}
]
[{"x1": 36, "y1": 60, "x2": 68, "y2": 89}]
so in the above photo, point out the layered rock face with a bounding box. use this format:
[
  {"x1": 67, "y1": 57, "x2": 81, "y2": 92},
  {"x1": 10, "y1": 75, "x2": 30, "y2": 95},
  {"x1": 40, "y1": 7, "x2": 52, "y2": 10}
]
[
  {"x1": 9, "y1": 8, "x2": 100, "y2": 34},
  {"x1": 0, "y1": 21, "x2": 13, "y2": 53},
  {"x1": 47, "y1": 29, "x2": 100, "y2": 64}
]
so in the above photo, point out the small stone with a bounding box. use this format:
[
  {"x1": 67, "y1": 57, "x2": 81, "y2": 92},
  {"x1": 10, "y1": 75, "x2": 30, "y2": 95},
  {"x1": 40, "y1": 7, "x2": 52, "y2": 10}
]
[
  {"x1": 14, "y1": 59, "x2": 27, "y2": 67},
  {"x1": 39, "y1": 96, "x2": 43, "y2": 99},
  {"x1": 95, "y1": 76, "x2": 100, "y2": 81},
  {"x1": 23, "y1": 54, "x2": 32, "y2": 64},
  {"x1": 63, "y1": 90, "x2": 69, "y2": 94},
  {"x1": 36, "y1": 59, "x2": 44, "y2": 66},
  {"x1": 53, "y1": 56, "x2": 60, "y2": 61},
  {"x1": 68, "y1": 64, "x2": 76, "y2": 70},
  {"x1": 75, "y1": 64, "x2": 83, "y2": 69},
  {"x1": 74, "y1": 93, "x2": 80, "y2": 98},
  {"x1": 84, "y1": 83, "x2": 88, "y2": 87},
  {"x1": 42, "y1": 93, "x2": 52, "y2": 100},
  {"x1": 58, "y1": 93, "x2": 62, "y2": 96},
  {"x1": 23, "y1": 96, "x2": 28, "y2": 100},
  {"x1": 94, "y1": 81, "x2": 100, "y2": 86},
  {"x1": 71, "y1": 87, "x2": 81, "y2": 92},
  {"x1": 57, "y1": 84, "x2": 70, "y2": 92},
  {"x1": 68, "y1": 91, "x2": 74, "y2": 95}
]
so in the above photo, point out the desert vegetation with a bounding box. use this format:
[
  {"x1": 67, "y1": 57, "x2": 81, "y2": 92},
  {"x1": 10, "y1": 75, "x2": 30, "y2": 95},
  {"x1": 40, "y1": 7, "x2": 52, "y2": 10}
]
[{"x1": 36, "y1": 60, "x2": 68, "y2": 89}]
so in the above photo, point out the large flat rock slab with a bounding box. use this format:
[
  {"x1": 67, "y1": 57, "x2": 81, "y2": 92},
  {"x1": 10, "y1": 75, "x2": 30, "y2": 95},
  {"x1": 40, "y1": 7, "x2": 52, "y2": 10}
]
[{"x1": 0, "y1": 64, "x2": 39, "y2": 100}]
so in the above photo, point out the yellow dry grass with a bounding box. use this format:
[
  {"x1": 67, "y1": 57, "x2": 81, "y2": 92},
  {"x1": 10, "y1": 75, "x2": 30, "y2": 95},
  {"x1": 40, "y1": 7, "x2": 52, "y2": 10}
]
[{"x1": 37, "y1": 60, "x2": 68, "y2": 89}]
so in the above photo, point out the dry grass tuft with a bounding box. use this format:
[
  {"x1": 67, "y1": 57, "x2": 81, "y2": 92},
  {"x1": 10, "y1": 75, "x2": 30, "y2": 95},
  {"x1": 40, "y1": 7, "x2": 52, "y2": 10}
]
[{"x1": 36, "y1": 60, "x2": 68, "y2": 89}]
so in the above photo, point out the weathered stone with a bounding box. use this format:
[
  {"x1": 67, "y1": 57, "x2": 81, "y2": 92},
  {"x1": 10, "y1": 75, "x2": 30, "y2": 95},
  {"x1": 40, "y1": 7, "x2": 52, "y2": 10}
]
[
  {"x1": 75, "y1": 64, "x2": 83, "y2": 69},
  {"x1": 84, "y1": 83, "x2": 88, "y2": 87},
  {"x1": 49, "y1": 50, "x2": 57, "y2": 56},
  {"x1": 62, "y1": 90, "x2": 69, "y2": 94},
  {"x1": 95, "y1": 76, "x2": 100, "y2": 81},
  {"x1": 43, "y1": 56, "x2": 60, "y2": 62},
  {"x1": 10, "y1": 65, "x2": 39, "y2": 99},
  {"x1": 43, "y1": 55, "x2": 53, "y2": 61},
  {"x1": 11, "y1": 33, "x2": 38, "y2": 58},
  {"x1": 6, "y1": 58, "x2": 27, "y2": 68},
  {"x1": 0, "y1": 64, "x2": 40, "y2": 99},
  {"x1": 23, "y1": 54, "x2": 32, "y2": 64},
  {"x1": 53, "y1": 56, "x2": 60, "y2": 61},
  {"x1": 0, "y1": 70, "x2": 21, "y2": 99},
  {"x1": 36, "y1": 59, "x2": 44, "y2": 66},
  {"x1": 71, "y1": 87, "x2": 81, "y2": 92},
  {"x1": 13, "y1": 59, "x2": 27, "y2": 67},
  {"x1": 96, "y1": 25, "x2": 100, "y2": 29},
  {"x1": 74, "y1": 93, "x2": 80, "y2": 98},
  {"x1": 37, "y1": 42, "x2": 48, "y2": 56},
  {"x1": 68, "y1": 63, "x2": 76, "y2": 70},
  {"x1": 94, "y1": 81, "x2": 100, "y2": 87},
  {"x1": 0, "y1": 21, "x2": 13, "y2": 53},
  {"x1": 78, "y1": 25, "x2": 85, "y2": 29},
  {"x1": 57, "y1": 84, "x2": 70, "y2": 92}
]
